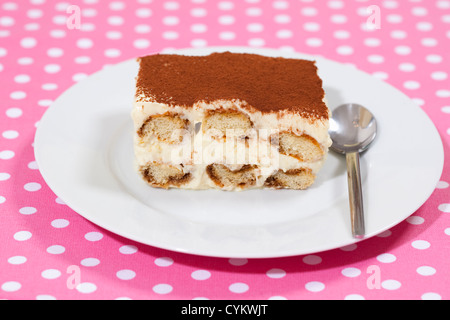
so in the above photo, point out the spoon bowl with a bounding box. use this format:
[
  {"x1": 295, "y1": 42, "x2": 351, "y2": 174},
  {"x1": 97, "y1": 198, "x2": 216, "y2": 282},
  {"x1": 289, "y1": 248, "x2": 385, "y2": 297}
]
[
  {"x1": 329, "y1": 103, "x2": 377, "y2": 154},
  {"x1": 329, "y1": 103, "x2": 377, "y2": 239}
]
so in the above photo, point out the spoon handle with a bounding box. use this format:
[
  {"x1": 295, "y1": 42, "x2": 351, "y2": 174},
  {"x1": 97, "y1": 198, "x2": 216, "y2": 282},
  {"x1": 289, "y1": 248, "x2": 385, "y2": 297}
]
[{"x1": 346, "y1": 152, "x2": 365, "y2": 239}]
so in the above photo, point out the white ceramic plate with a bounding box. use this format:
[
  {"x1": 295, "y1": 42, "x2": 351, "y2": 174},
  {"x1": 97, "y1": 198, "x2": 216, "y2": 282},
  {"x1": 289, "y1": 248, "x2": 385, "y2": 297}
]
[{"x1": 34, "y1": 47, "x2": 444, "y2": 258}]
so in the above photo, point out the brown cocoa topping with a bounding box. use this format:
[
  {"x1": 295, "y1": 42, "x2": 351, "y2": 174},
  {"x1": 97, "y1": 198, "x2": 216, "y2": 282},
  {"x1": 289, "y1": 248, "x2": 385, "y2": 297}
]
[{"x1": 136, "y1": 52, "x2": 328, "y2": 119}]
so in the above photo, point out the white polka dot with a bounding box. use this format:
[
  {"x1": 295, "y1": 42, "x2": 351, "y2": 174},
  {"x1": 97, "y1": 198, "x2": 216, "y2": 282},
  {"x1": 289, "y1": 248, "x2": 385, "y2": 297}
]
[
  {"x1": 387, "y1": 14, "x2": 403, "y2": 23},
  {"x1": 108, "y1": 16, "x2": 124, "y2": 25},
  {"x1": 302, "y1": 255, "x2": 322, "y2": 265},
  {"x1": 55, "y1": 197, "x2": 66, "y2": 204},
  {"x1": 42, "y1": 83, "x2": 58, "y2": 91},
  {"x1": 191, "y1": 8, "x2": 207, "y2": 17},
  {"x1": 77, "y1": 38, "x2": 93, "y2": 49},
  {"x1": 8, "y1": 256, "x2": 27, "y2": 265},
  {"x1": 191, "y1": 270, "x2": 211, "y2": 280},
  {"x1": 191, "y1": 23, "x2": 208, "y2": 32},
  {"x1": 119, "y1": 245, "x2": 138, "y2": 254},
  {"x1": 228, "y1": 258, "x2": 248, "y2": 266},
  {"x1": 273, "y1": 0, "x2": 289, "y2": 9},
  {"x1": 438, "y1": 203, "x2": 450, "y2": 213},
  {"x1": 406, "y1": 216, "x2": 425, "y2": 225},
  {"x1": 417, "y1": 266, "x2": 436, "y2": 276},
  {"x1": 38, "y1": 99, "x2": 53, "y2": 107},
  {"x1": 0, "y1": 173, "x2": 11, "y2": 181},
  {"x1": 85, "y1": 232, "x2": 103, "y2": 241},
  {"x1": 14, "y1": 231, "x2": 32, "y2": 241},
  {"x1": 74, "y1": 56, "x2": 90, "y2": 64},
  {"x1": 395, "y1": 45, "x2": 412, "y2": 55},
  {"x1": 376, "y1": 253, "x2": 397, "y2": 263},
  {"x1": 331, "y1": 14, "x2": 347, "y2": 24},
  {"x1": 275, "y1": 14, "x2": 291, "y2": 24},
  {"x1": 334, "y1": 30, "x2": 350, "y2": 39},
  {"x1": 412, "y1": 7, "x2": 428, "y2": 16},
  {"x1": 421, "y1": 38, "x2": 438, "y2": 47},
  {"x1": 218, "y1": 1, "x2": 234, "y2": 10},
  {"x1": 437, "y1": 90, "x2": 450, "y2": 98},
  {"x1": 44, "y1": 64, "x2": 61, "y2": 73},
  {"x1": 302, "y1": 7, "x2": 317, "y2": 17},
  {"x1": 416, "y1": 22, "x2": 433, "y2": 31},
  {"x1": 276, "y1": 29, "x2": 293, "y2": 39},
  {"x1": 437, "y1": 181, "x2": 449, "y2": 189},
  {"x1": 116, "y1": 269, "x2": 136, "y2": 280},
  {"x1": 162, "y1": 31, "x2": 179, "y2": 40},
  {"x1": 2, "y1": 130, "x2": 19, "y2": 139},
  {"x1": 164, "y1": 1, "x2": 180, "y2": 10},
  {"x1": 41, "y1": 269, "x2": 61, "y2": 280},
  {"x1": 20, "y1": 37, "x2": 37, "y2": 48},
  {"x1": 341, "y1": 267, "x2": 361, "y2": 278},
  {"x1": 47, "y1": 48, "x2": 64, "y2": 57},
  {"x1": 306, "y1": 38, "x2": 323, "y2": 47},
  {"x1": 345, "y1": 294, "x2": 365, "y2": 300},
  {"x1": 364, "y1": 38, "x2": 381, "y2": 47},
  {"x1": 266, "y1": 268, "x2": 286, "y2": 279},
  {"x1": 163, "y1": 16, "x2": 179, "y2": 26},
  {"x1": 81, "y1": 258, "x2": 100, "y2": 267},
  {"x1": 76, "y1": 282, "x2": 97, "y2": 294},
  {"x1": 268, "y1": 295, "x2": 287, "y2": 300},
  {"x1": 426, "y1": 54, "x2": 443, "y2": 63},
  {"x1": 399, "y1": 63, "x2": 416, "y2": 72},
  {"x1": 50, "y1": 29, "x2": 66, "y2": 38},
  {"x1": 2, "y1": 3, "x2": 18, "y2": 11},
  {"x1": 47, "y1": 245, "x2": 65, "y2": 254},
  {"x1": 303, "y1": 22, "x2": 320, "y2": 32},
  {"x1": 337, "y1": 45, "x2": 354, "y2": 55},
  {"x1": 305, "y1": 281, "x2": 325, "y2": 292},
  {"x1": 412, "y1": 240, "x2": 431, "y2": 250},
  {"x1": 153, "y1": 283, "x2": 173, "y2": 294},
  {"x1": 246, "y1": 7, "x2": 262, "y2": 16},
  {"x1": 0, "y1": 150, "x2": 15, "y2": 160},
  {"x1": 191, "y1": 39, "x2": 208, "y2": 47},
  {"x1": 219, "y1": 31, "x2": 236, "y2": 40},
  {"x1": 51, "y1": 219, "x2": 69, "y2": 228},
  {"x1": 381, "y1": 279, "x2": 401, "y2": 290},
  {"x1": 432, "y1": 71, "x2": 448, "y2": 81},
  {"x1": 36, "y1": 295, "x2": 56, "y2": 300},
  {"x1": 133, "y1": 39, "x2": 150, "y2": 49},
  {"x1": 368, "y1": 55, "x2": 384, "y2": 64},
  {"x1": 10, "y1": 91, "x2": 27, "y2": 100},
  {"x1": 247, "y1": 23, "x2": 264, "y2": 32},
  {"x1": 154, "y1": 257, "x2": 174, "y2": 267},
  {"x1": 229, "y1": 282, "x2": 249, "y2": 293},
  {"x1": 6, "y1": 108, "x2": 23, "y2": 118},
  {"x1": 106, "y1": 31, "x2": 122, "y2": 39},
  {"x1": 17, "y1": 57, "x2": 34, "y2": 65},
  {"x1": 14, "y1": 74, "x2": 31, "y2": 84},
  {"x1": 24, "y1": 182, "x2": 41, "y2": 192},
  {"x1": 110, "y1": 1, "x2": 125, "y2": 10},
  {"x1": 422, "y1": 292, "x2": 442, "y2": 300},
  {"x1": 104, "y1": 48, "x2": 121, "y2": 58},
  {"x1": 2, "y1": 281, "x2": 21, "y2": 292},
  {"x1": 404, "y1": 81, "x2": 421, "y2": 90},
  {"x1": 0, "y1": 16, "x2": 15, "y2": 27},
  {"x1": 19, "y1": 207, "x2": 37, "y2": 215}
]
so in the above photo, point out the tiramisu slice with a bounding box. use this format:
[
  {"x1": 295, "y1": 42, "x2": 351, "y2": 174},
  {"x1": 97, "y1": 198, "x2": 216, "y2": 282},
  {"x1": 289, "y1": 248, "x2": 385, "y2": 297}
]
[{"x1": 131, "y1": 52, "x2": 331, "y2": 190}]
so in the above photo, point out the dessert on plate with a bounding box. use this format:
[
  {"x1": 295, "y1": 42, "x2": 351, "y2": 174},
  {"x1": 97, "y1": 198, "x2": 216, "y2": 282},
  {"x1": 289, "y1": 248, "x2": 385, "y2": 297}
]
[{"x1": 131, "y1": 51, "x2": 331, "y2": 191}]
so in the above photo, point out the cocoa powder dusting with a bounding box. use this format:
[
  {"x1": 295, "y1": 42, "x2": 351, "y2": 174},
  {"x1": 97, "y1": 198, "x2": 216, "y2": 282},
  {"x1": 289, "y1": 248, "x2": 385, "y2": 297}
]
[{"x1": 136, "y1": 52, "x2": 328, "y2": 119}]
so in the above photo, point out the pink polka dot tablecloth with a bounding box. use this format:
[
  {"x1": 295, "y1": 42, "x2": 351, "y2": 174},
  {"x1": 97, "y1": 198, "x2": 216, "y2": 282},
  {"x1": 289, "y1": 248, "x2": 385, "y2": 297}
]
[{"x1": 1, "y1": 0, "x2": 450, "y2": 300}]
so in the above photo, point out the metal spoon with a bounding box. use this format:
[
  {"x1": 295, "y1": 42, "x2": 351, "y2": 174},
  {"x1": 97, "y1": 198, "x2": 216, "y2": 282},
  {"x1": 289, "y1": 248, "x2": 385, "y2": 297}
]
[{"x1": 329, "y1": 103, "x2": 377, "y2": 239}]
